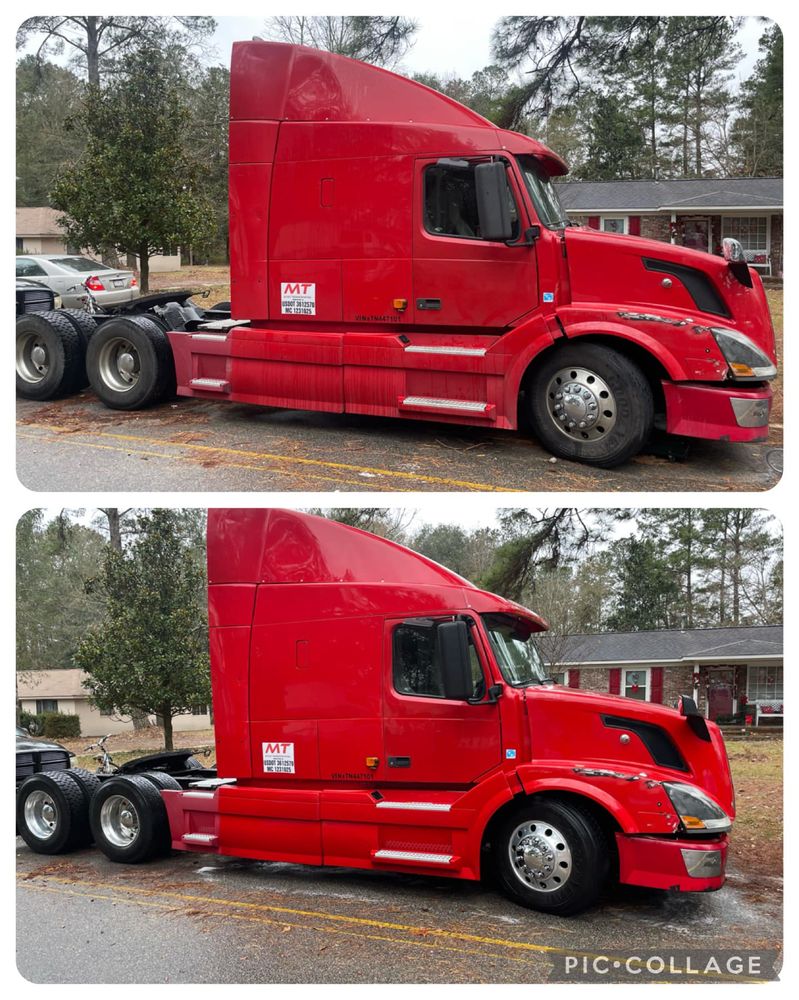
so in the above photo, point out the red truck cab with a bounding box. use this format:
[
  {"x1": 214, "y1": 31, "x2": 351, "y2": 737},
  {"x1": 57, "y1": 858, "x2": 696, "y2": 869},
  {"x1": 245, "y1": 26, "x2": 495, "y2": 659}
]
[
  {"x1": 159, "y1": 41, "x2": 776, "y2": 467},
  {"x1": 149, "y1": 509, "x2": 733, "y2": 915}
]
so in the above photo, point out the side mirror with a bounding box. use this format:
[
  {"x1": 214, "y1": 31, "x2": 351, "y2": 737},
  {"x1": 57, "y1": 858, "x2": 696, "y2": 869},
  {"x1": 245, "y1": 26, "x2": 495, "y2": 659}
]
[
  {"x1": 677, "y1": 694, "x2": 711, "y2": 742},
  {"x1": 475, "y1": 161, "x2": 513, "y2": 242},
  {"x1": 437, "y1": 620, "x2": 474, "y2": 701},
  {"x1": 721, "y1": 237, "x2": 753, "y2": 288}
]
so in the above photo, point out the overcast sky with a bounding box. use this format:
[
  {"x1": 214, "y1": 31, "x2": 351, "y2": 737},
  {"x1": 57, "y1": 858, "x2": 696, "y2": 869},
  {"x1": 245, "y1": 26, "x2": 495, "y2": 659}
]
[{"x1": 212, "y1": 15, "x2": 766, "y2": 84}]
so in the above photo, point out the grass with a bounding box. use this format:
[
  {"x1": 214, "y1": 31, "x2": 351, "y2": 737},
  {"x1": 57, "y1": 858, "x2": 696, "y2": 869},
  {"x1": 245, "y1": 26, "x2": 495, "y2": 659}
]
[
  {"x1": 726, "y1": 736, "x2": 783, "y2": 877},
  {"x1": 765, "y1": 288, "x2": 783, "y2": 433}
]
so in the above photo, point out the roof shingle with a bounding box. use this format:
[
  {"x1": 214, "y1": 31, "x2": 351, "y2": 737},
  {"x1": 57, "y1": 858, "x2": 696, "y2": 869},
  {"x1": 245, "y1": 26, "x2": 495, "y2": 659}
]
[{"x1": 558, "y1": 177, "x2": 783, "y2": 213}]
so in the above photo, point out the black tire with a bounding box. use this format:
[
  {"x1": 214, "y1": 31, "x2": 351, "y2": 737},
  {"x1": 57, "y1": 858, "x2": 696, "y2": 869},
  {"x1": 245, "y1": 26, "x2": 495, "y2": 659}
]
[
  {"x1": 86, "y1": 315, "x2": 176, "y2": 410},
  {"x1": 183, "y1": 756, "x2": 204, "y2": 770},
  {"x1": 16, "y1": 771, "x2": 91, "y2": 855},
  {"x1": 90, "y1": 774, "x2": 173, "y2": 864},
  {"x1": 56, "y1": 311, "x2": 97, "y2": 389},
  {"x1": 527, "y1": 343, "x2": 654, "y2": 468},
  {"x1": 209, "y1": 301, "x2": 231, "y2": 312},
  {"x1": 138, "y1": 770, "x2": 182, "y2": 791},
  {"x1": 16, "y1": 311, "x2": 86, "y2": 401},
  {"x1": 494, "y1": 798, "x2": 609, "y2": 916}
]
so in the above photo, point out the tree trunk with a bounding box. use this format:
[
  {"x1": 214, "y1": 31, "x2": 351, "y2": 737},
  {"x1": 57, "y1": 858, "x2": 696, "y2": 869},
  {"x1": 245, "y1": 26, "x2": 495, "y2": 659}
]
[
  {"x1": 86, "y1": 16, "x2": 101, "y2": 88},
  {"x1": 162, "y1": 708, "x2": 174, "y2": 750},
  {"x1": 139, "y1": 244, "x2": 150, "y2": 293},
  {"x1": 103, "y1": 508, "x2": 123, "y2": 552}
]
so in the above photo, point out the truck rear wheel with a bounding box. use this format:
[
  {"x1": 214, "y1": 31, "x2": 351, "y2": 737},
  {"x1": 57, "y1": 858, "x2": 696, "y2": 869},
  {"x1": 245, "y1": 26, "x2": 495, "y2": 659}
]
[
  {"x1": 16, "y1": 311, "x2": 86, "y2": 401},
  {"x1": 57, "y1": 311, "x2": 98, "y2": 393},
  {"x1": 16, "y1": 771, "x2": 93, "y2": 855},
  {"x1": 90, "y1": 774, "x2": 173, "y2": 863},
  {"x1": 494, "y1": 798, "x2": 609, "y2": 916},
  {"x1": 86, "y1": 315, "x2": 176, "y2": 410},
  {"x1": 527, "y1": 343, "x2": 654, "y2": 467}
]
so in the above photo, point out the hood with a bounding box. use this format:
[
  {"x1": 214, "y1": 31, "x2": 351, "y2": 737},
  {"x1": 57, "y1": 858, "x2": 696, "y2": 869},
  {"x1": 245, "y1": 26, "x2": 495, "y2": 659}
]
[
  {"x1": 16, "y1": 733, "x2": 72, "y2": 755},
  {"x1": 526, "y1": 685, "x2": 734, "y2": 816},
  {"x1": 564, "y1": 227, "x2": 776, "y2": 360}
]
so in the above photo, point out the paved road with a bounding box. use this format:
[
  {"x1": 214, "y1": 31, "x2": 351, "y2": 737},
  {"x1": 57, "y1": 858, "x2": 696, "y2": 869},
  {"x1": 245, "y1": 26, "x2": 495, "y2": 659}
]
[
  {"x1": 17, "y1": 842, "x2": 781, "y2": 984},
  {"x1": 17, "y1": 394, "x2": 781, "y2": 493}
]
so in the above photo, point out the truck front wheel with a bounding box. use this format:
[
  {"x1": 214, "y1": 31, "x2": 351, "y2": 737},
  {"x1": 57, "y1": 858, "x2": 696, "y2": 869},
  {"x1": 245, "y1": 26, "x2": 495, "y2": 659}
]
[
  {"x1": 494, "y1": 798, "x2": 609, "y2": 916},
  {"x1": 89, "y1": 774, "x2": 173, "y2": 863},
  {"x1": 527, "y1": 343, "x2": 654, "y2": 467},
  {"x1": 86, "y1": 316, "x2": 176, "y2": 410}
]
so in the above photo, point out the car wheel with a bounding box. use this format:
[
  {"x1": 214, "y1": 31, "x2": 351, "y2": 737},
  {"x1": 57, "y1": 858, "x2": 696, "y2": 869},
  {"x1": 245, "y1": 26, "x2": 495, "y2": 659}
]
[
  {"x1": 16, "y1": 772, "x2": 92, "y2": 855},
  {"x1": 16, "y1": 311, "x2": 86, "y2": 401},
  {"x1": 494, "y1": 798, "x2": 609, "y2": 916},
  {"x1": 90, "y1": 774, "x2": 173, "y2": 863},
  {"x1": 86, "y1": 315, "x2": 176, "y2": 410},
  {"x1": 527, "y1": 343, "x2": 654, "y2": 467}
]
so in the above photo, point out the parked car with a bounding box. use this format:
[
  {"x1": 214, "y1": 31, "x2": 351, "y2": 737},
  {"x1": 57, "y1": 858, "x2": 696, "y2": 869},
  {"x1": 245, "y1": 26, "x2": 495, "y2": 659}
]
[
  {"x1": 15, "y1": 255, "x2": 140, "y2": 309},
  {"x1": 15, "y1": 728, "x2": 74, "y2": 789},
  {"x1": 16, "y1": 278, "x2": 61, "y2": 315}
]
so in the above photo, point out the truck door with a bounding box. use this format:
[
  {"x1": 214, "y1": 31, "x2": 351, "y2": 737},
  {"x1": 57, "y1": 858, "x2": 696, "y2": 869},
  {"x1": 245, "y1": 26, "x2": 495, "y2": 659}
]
[
  {"x1": 412, "y1": 156, "x2": 538, "y2": 329},
  {"x1": 382, "y1": 615, "x2": 502, "y2": 785}
]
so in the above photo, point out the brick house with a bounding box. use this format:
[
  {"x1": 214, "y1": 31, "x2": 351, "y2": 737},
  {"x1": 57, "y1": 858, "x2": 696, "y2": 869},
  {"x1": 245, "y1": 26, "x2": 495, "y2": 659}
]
[
  {"x1": 548, "y1": 625, "x2": 782, "y2": 725},
  {"x1": 558, "y1": 177, "x2": 783, "y2": 278}
]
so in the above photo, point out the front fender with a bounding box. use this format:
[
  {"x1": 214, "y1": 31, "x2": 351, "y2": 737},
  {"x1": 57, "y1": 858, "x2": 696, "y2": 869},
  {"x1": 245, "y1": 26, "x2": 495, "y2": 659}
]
[{"x1": 515, "y1": 772, "x2": 640, "y2": 833}]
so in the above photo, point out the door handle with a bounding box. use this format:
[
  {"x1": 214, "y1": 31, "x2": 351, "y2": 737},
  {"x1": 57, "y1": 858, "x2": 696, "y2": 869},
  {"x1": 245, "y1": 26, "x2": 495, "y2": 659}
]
[
  {"x1": 416, "y1": 298, "x2": 441, "y2": 311},
  {"x1": 388, "y1": 756, "x2": 411, "y2": 768}
]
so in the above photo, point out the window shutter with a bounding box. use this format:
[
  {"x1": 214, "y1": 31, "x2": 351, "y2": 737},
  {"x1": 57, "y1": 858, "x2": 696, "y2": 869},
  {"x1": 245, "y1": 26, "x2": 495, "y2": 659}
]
[
  {"x1": 609, "y1": 668, "x2": 621, "y2": 694},
  {"x1": 628, "y1": 215, "x2": 641, "y2": 236},
  {"x1": 568, "y1": 669, "x2": 580, "y2": 689},
  {"x1": 588, "y1": 215, "x2": 600, "y2": 230},
  {"x1": 650, "y1": 667, "x2": 664, "y2": 703}
]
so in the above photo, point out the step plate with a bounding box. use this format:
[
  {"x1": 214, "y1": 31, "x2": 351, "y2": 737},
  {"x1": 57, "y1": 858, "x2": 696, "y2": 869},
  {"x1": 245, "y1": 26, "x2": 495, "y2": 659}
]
[
  {"x1": 376, "y1": 801, "x2": 452, "y2": 812},
  {"x1": 189, "y1": 377, "x2": 230, "y2": 392},
  {"x1": 373, "y1": 849, "x2": 456, "y2": 866},
  {"x1": 400, "y1": 396, "x2": 489, "y2": 413},
  {"x1": 182, "y1": 832, "x2": 218, "y2": 845}
]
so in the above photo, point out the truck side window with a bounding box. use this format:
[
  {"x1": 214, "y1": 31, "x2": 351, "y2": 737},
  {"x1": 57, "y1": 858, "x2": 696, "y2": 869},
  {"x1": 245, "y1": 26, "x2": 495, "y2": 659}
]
[
  {"x1": 393, "y1": 620, "x2": 486, "y2": 699},
  {"x1": 423, "y1": 162, "x2": 519, "y2": 241}
]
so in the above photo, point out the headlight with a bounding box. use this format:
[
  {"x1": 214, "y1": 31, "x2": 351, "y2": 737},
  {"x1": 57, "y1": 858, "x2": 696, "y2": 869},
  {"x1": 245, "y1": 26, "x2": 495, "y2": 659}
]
[
  {"x1": 709, "y1": 327, "x2": 777, "y2": 380},
  {"x1": 663, "y1": 781, "x2": 731, "y2": 833}
]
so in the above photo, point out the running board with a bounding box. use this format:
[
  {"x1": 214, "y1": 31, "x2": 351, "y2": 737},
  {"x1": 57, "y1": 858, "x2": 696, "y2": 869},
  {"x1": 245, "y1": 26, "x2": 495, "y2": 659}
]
[
  {"x1": 189, "y1": 377, "x2": 230, "y2": 392},
  {"x1": 398, "y1": 396, "x2": 494, "y2": 419},
  {"x1": 182, "y1": 832, "x2": 219, "y2": 846},
  {"x1": 372, "y1": 849, "x2": 460, "y2": 867}
]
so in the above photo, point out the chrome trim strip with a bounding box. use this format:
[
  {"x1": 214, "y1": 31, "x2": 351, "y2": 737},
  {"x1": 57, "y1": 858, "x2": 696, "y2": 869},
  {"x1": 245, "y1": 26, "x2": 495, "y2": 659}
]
[
  {"x1": 404, "y1": 345, "x2": 487, "y2": 357},
  {"x1": 618, "y1": 310, "x2": 690, "y2": 327},
  {"x1": 375, "y1": 801, "x2": 452, "y2": 812}
]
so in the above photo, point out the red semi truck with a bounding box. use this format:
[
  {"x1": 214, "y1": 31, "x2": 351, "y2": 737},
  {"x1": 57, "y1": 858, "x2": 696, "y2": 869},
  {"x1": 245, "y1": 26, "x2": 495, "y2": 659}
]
[
  {"x1": 15, "y1": 42, "x2": 777, "y2": 467},
  {"x1": 17, "y1": 509, "x2": 735, "y2": 916}
]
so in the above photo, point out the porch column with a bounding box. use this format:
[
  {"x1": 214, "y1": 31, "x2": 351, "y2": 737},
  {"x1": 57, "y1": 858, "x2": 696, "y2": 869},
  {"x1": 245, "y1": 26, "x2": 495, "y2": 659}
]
[{"x1": 670, "y1": 213, "x2": 677, "y2": 244}]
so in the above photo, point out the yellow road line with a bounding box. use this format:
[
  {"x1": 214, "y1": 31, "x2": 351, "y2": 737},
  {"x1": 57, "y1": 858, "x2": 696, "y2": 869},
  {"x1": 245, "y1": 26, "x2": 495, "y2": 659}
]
[
  {"x1": 15, "y1": 872, "x2": 770, "y2": 982},
  {"x1": 17, "y1": 422, "x2": 519, "y2": 492},
  {"x1": 21, "y1": 882, "x2": 540, "y2": 969}
]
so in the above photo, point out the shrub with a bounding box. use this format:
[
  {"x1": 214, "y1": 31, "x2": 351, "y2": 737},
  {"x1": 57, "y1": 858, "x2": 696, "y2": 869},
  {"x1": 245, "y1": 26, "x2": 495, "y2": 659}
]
[
  {"x1": 18, "y1": 710, "x2": 45, "y2": 735},
  {"x1": 40, "y1": 711, "x2": 81, "y2": 739}
]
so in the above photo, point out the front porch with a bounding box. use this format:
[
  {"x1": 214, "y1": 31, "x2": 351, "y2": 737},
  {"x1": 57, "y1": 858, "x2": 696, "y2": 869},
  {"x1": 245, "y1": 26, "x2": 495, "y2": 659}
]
[{"x1": 697, "y1": 661, "x2": 783, "y2": 727}]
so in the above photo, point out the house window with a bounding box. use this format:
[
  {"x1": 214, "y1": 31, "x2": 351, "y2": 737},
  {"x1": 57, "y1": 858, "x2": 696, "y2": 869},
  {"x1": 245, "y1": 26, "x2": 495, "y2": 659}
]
[
  {"x1": 191, "y1": 704, "x2": 208, "y2": 716},
  {"x1": 601, "y1": 216, "x2": 628, "y2": 235},
  {"x1": 552, "y1": 670, "x2": 570, "y2": 686},
  {"x1": 16, "y1": 237, "x2": 23, "y2": 252},
  {"x1": 721, "y1": 217, "x2": 769, "y2": 266},
  {"x1": 747, "y1": 665, "x2": 783, "y2": 701},
  {"x1": 623, "y1": 668, "x2": 649, "y2": 701},
  {"x1": 36, "y1": 699, "x2": 58, "y2": 713}
]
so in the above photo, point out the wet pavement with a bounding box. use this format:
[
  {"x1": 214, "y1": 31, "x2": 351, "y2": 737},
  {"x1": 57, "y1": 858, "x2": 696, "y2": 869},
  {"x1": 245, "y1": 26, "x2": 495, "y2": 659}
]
[
  {"x1": 16, "y1": 841, "x2": 782, "y2": 984},
  {"x1": 16, "y1": 394, "x2": 781, "y2": 493}
]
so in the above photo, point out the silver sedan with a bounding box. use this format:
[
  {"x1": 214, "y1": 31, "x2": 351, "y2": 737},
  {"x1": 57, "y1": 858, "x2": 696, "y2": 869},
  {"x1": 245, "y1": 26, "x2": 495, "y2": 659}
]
[{"x1": 15, "y1": 255, "x2": 141, "y2": 309}]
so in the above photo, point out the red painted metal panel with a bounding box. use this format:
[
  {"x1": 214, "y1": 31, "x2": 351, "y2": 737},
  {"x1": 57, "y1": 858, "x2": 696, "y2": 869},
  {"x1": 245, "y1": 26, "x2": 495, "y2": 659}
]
[
  {"x1": 208, "y1": 625, "x2": 252, "y2": 779},
  {"x1": 616, "y1": 832, "x2": 728, "y2": 891},
  {"x1": 229, "y1": 120, "x2": 279, "y2": 165},
  {"x1": 229, "y1": 162, "x2": 271, "y2": 321},
  {"x1": 663, "y1": 381, "x2": 771, "y2": 442}
]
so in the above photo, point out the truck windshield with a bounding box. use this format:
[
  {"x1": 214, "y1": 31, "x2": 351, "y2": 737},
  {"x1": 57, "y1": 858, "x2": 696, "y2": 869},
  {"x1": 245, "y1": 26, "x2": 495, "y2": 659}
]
[
  {"x1": 482, "y1": 614, "x2": 548, "y2": 686},
  {"x1": 516, "y1": 155, "x2": 569, "y2": 229}
]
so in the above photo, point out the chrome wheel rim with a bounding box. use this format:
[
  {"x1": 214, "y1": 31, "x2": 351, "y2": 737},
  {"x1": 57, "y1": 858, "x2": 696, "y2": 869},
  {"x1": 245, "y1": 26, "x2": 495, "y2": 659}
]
[
  {"x1": 100, "y1": 794, "x2": 140, "y2": 847},
  {"x1": 17, "y1": 332, "x2": 50, "y2": 384},
  {"x1": 545, "y1": 366, "x2": 617, "y2": 441},
  {"x1": 97, "y1": 337, "x2": 140, "y2": 392},
  {"x1": 509, "y1": 819, "x2": 573, "y2": 892},
  {"x1": 24, "y1": 790, "x2": 59, "y2": 840}
]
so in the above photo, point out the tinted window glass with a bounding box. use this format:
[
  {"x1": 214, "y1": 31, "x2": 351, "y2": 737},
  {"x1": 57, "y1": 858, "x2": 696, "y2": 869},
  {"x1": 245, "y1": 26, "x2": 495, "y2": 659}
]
[
  {"x1": 393, "y1": 619, "x2": 484, "y2": 699},
  {"x1": 51, "y1": 256, "x2": 112, "y2": 273},
  {"x1": 17, "y1": 259, "x2": 47, "y2": 277},
  {"x1": 424, "y1": 161, "x2": 518, "y2": 240}
]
